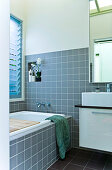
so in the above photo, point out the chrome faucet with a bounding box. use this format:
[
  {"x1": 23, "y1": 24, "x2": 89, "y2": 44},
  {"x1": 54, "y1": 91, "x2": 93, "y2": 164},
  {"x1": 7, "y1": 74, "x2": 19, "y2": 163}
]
[
  {"x1": 37, "y1": 102, "x2": 46, "y2": 108},
  {"x1": 37, "y1": 103, "x2": 41, "y2": 108},
  {"x1": 37, "y1": 102, "x2": 51, "y2": 108},
  {"x1": 106, "y1": 84, "x2": 112, "y2": 92}
]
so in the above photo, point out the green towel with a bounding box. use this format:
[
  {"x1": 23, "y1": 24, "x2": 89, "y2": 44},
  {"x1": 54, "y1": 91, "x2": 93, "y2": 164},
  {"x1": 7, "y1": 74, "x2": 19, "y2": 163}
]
[{"x1": 46, "y1": 115, "x2": 70, "y2": 159}]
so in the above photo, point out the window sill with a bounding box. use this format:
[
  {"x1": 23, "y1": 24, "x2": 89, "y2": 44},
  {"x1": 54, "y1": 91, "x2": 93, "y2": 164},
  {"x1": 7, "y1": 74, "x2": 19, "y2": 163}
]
[{"x1": 9, "y1": 97, "x2": 25, "y2": 103}]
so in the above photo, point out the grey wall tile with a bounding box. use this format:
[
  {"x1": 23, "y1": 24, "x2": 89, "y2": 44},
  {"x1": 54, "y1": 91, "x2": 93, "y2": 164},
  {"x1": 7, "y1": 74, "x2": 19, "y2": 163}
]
[
  {"x1": 10, "y1": 156, "x2": 17, "y2": 169},
  {"x1": 10, "y1": 144, "x2": 16, "y2": 157},
  {"x1": 17, "y1": 141, "x2": 24, "y2": 153},
  {"x1": 25, "y1": 147, "x2": 31, "y2": 160},
  {"x1": 18, "y1": 163, "x2": 24, "y2": 170},
  {"x1": 25, "y1": 158, "x2": 31, "y2": 170},
  {"x1": 17, "y1": 152, "x2": 24, "y2": 165}
]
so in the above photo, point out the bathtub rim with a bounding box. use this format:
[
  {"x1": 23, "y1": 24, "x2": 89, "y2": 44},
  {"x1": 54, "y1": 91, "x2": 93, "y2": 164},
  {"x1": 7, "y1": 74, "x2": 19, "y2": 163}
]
[
  {"x1": 9, "y1": 111, "x2": 70, "y2": 141},
  {"x1": 10, "y1": 120, "x2": 51, "y2": 141},
  {"x1": 9, "y1": 111, "x2": 65, "y2": 119}
]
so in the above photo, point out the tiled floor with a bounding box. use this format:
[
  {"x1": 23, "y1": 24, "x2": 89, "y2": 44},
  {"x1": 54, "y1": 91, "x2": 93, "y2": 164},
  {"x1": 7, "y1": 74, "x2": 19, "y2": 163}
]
[{"x1": 48, "y1": 148, "x2": 112, "y2": 170}]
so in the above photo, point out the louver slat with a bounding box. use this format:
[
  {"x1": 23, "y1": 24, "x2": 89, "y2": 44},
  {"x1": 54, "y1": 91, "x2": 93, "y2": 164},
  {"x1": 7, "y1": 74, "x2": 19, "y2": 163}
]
[{"x1": 10, "y1": 16, "x2": 22, "y2": 99}]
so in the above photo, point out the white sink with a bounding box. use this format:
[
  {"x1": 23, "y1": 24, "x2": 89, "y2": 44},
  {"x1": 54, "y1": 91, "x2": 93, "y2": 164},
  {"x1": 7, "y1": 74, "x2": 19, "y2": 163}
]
[{"x1": 82, "y1": 92, "x2": 112, "y2": 107}]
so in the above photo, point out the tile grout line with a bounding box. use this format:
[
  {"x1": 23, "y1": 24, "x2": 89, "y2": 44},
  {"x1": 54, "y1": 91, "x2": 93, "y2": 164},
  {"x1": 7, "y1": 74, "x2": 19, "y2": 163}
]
[
  {"x1": 82, "y1": 152, "x2": 95, "y2": 170},
  {"x1": 62, "y1": 158, "x2": 74, "y2": 170},
  {"x1": 103, "y1": 157, "x2": 109, "y2": 170},
  {"x1": 63, "y1": 150, "x2": 80, "y2": 170}
]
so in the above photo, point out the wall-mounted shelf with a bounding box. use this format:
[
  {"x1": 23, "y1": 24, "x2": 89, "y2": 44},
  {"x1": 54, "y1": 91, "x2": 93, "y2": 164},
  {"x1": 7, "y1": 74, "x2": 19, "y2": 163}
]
[{"x1": 28, "y1": 62, "x2": 41, "y2": 82}]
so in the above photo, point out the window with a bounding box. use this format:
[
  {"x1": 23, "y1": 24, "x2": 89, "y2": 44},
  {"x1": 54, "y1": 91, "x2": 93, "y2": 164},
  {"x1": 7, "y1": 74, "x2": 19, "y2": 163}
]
[
  {"x1": 90, "y1": 0, "x2": 112, "y2": 16},
  {"x1": 97, "y1": 0, "x2": 112, "y2": 8},
  {"x1": 10, "y1": 16, "x2": 22, "y2": 100},
  {"x1": 90, "y1": 0, "x2": 97, "y2": 10}
]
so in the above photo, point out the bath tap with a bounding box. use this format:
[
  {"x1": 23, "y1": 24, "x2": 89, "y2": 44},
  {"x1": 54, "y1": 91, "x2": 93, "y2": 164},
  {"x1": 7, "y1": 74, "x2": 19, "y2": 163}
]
[
  {"x1": 37, "y1": 103, "x2": 41, "y2": 108},
  {"x1": 37, "y1": 102, "x2": 45, "y2": 107}
]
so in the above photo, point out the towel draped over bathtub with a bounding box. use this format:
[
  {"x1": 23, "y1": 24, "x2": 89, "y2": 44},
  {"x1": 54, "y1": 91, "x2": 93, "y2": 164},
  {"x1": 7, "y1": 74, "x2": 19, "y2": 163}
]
[{"x1": 46, "y1": 115, "x2": 70, "y2": 159}]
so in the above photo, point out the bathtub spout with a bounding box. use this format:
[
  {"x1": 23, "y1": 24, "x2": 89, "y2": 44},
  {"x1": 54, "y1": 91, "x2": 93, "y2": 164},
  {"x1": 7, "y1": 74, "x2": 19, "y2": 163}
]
[
  {"x1": 37, "y1": 102, "x2": 45, "y2": 108},
  {"x1": 37, "y1": 103, "x2": 41, "y2": 108}
]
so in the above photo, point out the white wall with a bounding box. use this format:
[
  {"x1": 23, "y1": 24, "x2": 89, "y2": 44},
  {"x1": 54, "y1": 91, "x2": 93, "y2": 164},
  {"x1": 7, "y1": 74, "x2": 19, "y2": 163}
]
[
  {"x1": 10, "y1": 0, "x2": 26, "y2": 21},
  {"x1": 0, "y1": 0, "x2": 9, "y2": 169},
  {"x1": 10, "y1": 0, "x2": 26, "y2": 59},
  {"x1": 26, "y1": 0, "x2": 89, "y2": 55},
  {"x1": 10, "y1": 0, "x2": 26, "y2": 101}
]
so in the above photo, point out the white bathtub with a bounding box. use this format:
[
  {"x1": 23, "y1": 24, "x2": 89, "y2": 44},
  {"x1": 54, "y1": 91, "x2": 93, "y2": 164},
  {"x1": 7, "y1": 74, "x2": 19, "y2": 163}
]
[{"x1": 10, "y1": 111, "x2": 65, "y2": 141}]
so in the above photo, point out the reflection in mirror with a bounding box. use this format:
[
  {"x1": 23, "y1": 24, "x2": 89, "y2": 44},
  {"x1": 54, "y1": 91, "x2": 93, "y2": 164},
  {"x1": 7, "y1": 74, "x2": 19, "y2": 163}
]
[{"x1": 89, "y1": 0, "x2": 112, "y2": 83}]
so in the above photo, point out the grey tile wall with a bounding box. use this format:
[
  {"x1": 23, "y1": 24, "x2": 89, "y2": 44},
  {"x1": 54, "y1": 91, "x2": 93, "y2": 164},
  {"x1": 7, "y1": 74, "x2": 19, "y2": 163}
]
[
  {"x1": 10, "y1": 101, "x2": 26, "y2": 113},
  {"x1": 25, "y1": 48, "x2": 106, "y2": 148},
  {"x1": 10, "y1": 117, "x2": 71, "y2": 170},
  {"x1": 10, "y1": 47, "x2": 107, "y2": 147}
]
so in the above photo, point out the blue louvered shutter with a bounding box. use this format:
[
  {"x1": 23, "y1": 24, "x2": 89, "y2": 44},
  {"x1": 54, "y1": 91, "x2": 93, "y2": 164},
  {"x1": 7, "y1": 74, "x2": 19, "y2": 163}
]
[{"x1": 10, "y1": 16, "x2": 22, "y2": 99}]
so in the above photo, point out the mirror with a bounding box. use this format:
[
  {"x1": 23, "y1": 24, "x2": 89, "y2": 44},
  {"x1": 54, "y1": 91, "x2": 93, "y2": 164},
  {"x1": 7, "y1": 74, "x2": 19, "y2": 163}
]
[{"x1": 89, "y1": 0, "x2": 112, "y2": 83}]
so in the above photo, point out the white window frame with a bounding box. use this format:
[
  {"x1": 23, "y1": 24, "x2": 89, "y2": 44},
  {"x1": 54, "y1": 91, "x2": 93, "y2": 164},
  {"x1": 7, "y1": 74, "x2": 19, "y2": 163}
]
[{"x1": 10, "y1": 14, "x2": 25, "y2": 102}]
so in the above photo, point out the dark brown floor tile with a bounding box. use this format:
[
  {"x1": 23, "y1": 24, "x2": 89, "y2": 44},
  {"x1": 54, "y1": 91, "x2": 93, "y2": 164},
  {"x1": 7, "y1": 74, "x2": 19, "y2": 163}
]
[
  {"x1": 104, "y1": 159, "x2": 112, "y2": 170},
  {"x1": 91, "y1": 152, "x2": 107, "y2": 162},
  {"x1": 64, "y1": 163, "x2": 84, "y2": 170},
  {"x1": 86, "y1": 160, "x2": 106, "y2": 170},
  {"x1": 84, "y1": 168, "x2": 96, "y2": 170},
  {"x1": 76, "y1": 150, "x2": 93, "y2": 159},
  {"x1": 50, "y1": 156, "x2": 73, "y2": 170},
  {"x1": 48, "y1": 149, "x2": 112, "y2": 170},
  {"x1": 66, "y1": 148, "x2": 79, "y2": 158},
  {"x1": 71, "y1": 156, "x2": 89, "y2": 167}
]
